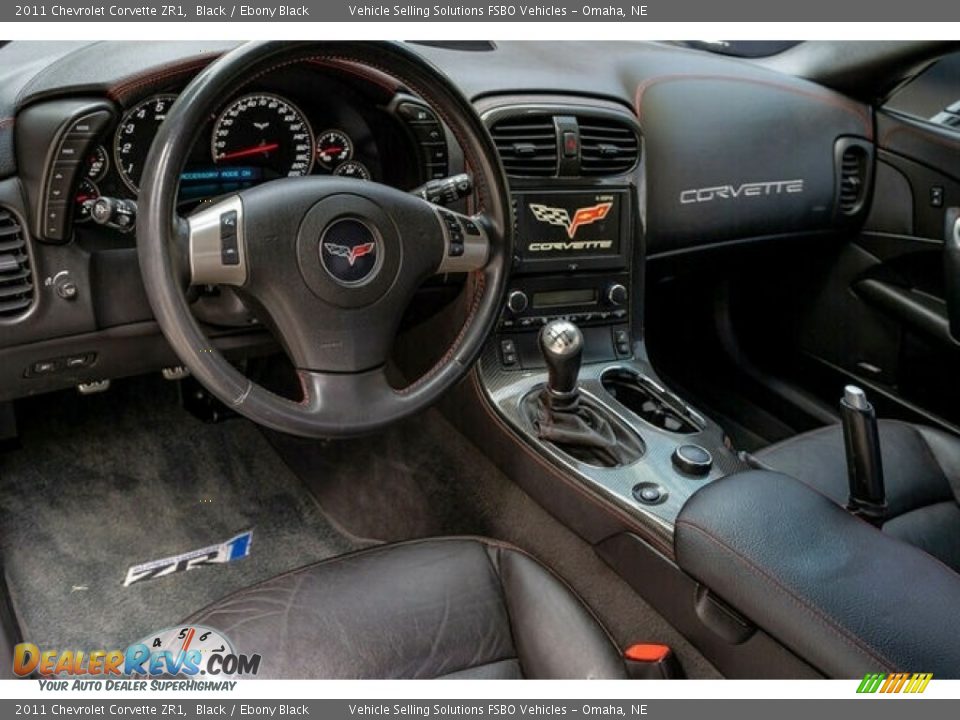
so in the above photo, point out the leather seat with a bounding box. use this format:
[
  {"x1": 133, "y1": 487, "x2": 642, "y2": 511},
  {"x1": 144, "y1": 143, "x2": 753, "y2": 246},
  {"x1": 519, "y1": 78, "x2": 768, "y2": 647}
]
[
  {"x1": 757, "y1": 420, "x2": 960, "y2": 572},
  {"x1": 186, "y1": 537, "x2": 629, "y2": 679}
]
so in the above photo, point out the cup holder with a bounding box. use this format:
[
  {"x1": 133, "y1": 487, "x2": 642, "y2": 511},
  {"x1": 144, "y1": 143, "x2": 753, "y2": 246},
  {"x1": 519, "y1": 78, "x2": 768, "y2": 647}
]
[{"x1": 600, "y1": 368, "x2": 705, "y2": 435}]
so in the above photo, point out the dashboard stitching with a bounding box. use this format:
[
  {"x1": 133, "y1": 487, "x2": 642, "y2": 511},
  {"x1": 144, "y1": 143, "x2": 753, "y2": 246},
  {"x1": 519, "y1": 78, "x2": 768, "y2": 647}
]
[
  {"x1": 108, "y1": 58, "x2": 217, "y2": 103},
  {"x1": 633, "y1": 74, "x2": 873, "y2": 139}
]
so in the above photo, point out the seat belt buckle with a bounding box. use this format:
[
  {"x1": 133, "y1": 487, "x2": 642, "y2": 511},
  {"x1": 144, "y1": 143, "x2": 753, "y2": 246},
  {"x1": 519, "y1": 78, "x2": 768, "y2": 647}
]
[{"x1": 623, "y1": 643, "x2": 683, "y2": 679}]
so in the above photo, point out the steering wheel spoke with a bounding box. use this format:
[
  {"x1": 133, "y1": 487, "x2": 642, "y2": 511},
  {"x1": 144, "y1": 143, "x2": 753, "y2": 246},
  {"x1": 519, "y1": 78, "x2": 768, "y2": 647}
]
[
  {"x1": 187, "y1": 195, "x2": 248, "y2": 287},
  {"x1": 432, "y1": 207, "x2": 491, "y2": 274}
]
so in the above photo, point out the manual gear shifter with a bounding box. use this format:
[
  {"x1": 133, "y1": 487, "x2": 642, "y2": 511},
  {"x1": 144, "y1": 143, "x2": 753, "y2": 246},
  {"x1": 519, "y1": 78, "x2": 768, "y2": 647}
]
[
  {"x1": 540, "y1": 319, "x2": 584, "y2": 402},
  {"x1": 522, "y1": 320, "x2": 644, "y2": 468}
]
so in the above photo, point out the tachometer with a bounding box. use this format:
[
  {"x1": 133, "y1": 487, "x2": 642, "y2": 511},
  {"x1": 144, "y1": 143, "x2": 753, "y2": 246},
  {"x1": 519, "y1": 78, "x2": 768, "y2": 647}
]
[
  {"x1": 316, "y1": 129, "x2": 353, "y2": 169},
  {"x1": 211, "y1": 93, "x2": 314, "y2": 179},
  {"x1": 114, "y1": 94, "x2": 178, "y2": 193}
]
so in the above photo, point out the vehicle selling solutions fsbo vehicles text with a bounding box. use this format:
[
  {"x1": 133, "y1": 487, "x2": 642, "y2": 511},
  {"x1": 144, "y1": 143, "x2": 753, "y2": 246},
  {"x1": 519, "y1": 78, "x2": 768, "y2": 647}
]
[{"x1": 347, "y1": 5, "x2": 648, "y2": 18}]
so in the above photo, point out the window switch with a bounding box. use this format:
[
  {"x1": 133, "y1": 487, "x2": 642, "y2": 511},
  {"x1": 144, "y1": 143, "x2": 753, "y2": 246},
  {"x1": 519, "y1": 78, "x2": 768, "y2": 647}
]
[{"x1": 931, "y1": 186, "x2": 945, "y2": 208}]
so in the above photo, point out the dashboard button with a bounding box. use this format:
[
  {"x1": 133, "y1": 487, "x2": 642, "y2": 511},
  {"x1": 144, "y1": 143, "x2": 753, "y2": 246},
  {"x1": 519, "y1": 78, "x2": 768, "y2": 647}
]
[
  {"x1": 56, "y1": 138, "x2": 87, "y2": 163},
  {"x1": 68, "y1": 111, "x2": 111, "y2": 137},
  {"x1": 632, "y1": 482, "x2": 666, "y2": 505},
  {"x1": 32, "y1": 360, "x2": 58, "y2": 375},
  {"x1": 47, "y1": 168, "x2": 73, "y2": 202},
  {"x1": 44, "y1": 203, "x2": 68, "y2": 240}
]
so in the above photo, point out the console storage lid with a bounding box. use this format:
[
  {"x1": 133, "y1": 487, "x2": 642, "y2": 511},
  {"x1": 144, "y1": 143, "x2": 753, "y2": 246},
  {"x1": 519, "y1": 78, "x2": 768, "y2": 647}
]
[{"x1": 675, "y1": 470, "x2": 960, "y2": 678}]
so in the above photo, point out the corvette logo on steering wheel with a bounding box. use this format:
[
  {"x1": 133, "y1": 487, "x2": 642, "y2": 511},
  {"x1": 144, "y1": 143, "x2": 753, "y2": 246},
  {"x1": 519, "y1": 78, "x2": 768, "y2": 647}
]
[
  {"x1": 319, "y1": 218, "x2": 382, "y2": 285},
  {"x1": 323, "y1": 241, "x2": 377, "y2": 267}
]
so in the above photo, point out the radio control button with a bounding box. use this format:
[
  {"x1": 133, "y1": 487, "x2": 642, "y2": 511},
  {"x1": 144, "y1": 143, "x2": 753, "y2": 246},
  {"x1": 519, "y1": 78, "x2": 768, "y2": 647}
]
[
  {"x1": 506, "y1": 290, "x2": 529, "y2": 314},
  {"x1": 607, "y1": 283, "x2": 628, "y2": 306}
]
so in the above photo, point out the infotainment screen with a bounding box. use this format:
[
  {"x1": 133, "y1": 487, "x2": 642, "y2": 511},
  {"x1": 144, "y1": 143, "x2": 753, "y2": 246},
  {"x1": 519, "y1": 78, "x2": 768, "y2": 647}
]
[{"x1": 513, "y1": 188, "x2": 630, "y2": 272}]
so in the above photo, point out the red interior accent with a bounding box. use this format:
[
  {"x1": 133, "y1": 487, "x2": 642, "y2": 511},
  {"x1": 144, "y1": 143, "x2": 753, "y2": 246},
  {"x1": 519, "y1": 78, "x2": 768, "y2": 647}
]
[{"x1": 624, "y1": 643, "x2": 670, "y2": 663}]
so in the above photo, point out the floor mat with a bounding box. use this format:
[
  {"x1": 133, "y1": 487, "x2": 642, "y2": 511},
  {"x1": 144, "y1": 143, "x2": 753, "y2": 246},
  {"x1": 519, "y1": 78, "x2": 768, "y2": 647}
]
[{"x1": 0, "y1": 377, "x2": 363, "y2": 650}]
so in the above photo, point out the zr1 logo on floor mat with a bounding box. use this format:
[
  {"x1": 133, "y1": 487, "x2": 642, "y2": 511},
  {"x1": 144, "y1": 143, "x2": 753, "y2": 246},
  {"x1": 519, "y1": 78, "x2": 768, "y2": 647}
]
[{"x1": 123, "y1": 530, "x2": 253, "y2": 587}]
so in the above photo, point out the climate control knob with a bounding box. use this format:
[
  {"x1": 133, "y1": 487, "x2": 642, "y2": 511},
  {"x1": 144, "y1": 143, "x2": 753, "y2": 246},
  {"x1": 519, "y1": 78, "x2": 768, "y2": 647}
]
[
  {"x1": 506, "y1": 290, "x2": 529, "y2": 314},
  {"x1": 607, "y1": 283, "x2": 628, "y2": 306}
]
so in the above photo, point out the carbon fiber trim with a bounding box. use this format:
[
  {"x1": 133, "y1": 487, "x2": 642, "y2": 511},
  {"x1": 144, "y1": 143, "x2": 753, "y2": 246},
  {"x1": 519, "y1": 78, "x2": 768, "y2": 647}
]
[{"x1": 477, "y1": 341, "x2": 750, "y2": 557}]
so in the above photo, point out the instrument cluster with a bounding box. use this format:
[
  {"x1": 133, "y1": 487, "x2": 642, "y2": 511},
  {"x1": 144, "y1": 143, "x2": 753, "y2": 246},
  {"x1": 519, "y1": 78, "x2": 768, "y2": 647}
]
[{"x1": 74, "y1": 67, "x2": 426, "y2": 227}]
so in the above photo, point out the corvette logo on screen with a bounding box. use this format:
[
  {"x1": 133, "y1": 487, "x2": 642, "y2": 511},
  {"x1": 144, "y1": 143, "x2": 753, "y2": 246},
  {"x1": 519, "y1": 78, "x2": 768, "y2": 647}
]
[{"x1": 529, "y1": 201, "x2": 613, "y2": 238}]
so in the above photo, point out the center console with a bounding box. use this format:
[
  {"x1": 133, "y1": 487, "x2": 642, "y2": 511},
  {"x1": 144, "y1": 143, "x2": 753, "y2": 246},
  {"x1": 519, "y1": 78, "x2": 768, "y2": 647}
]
[{"x1": 473, "y1": 99, "x2": 749, "y2": 557}]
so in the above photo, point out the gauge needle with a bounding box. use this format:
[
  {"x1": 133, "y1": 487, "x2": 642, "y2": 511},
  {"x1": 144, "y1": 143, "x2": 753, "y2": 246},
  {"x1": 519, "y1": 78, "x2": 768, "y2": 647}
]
[{"x1": 217, "y1": 142, "x2": 279, "y2": 161}]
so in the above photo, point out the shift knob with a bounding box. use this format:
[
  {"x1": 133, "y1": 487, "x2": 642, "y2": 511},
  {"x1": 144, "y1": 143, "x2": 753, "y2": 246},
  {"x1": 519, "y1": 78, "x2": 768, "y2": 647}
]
[{"x1": 539, "y1": 319, "x2": 584, "y2": 397}]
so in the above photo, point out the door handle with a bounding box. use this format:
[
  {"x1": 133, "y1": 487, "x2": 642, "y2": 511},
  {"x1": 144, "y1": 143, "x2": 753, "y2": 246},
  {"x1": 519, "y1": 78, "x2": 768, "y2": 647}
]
[{"x1": 943, "y1": 208, "x2": 960, "y2": 341}]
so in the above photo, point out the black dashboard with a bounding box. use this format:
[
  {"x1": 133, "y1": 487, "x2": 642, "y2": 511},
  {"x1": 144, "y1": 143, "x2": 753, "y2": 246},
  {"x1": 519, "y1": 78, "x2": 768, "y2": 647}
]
[{"x1": 0, "y1": 40, "x2": 910, "y2": 403}]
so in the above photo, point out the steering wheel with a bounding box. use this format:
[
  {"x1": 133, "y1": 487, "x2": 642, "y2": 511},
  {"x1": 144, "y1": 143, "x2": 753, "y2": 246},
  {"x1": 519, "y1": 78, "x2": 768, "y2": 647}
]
[{"x1": 137, "y1": 41, "x2": 512, "y2": 437}]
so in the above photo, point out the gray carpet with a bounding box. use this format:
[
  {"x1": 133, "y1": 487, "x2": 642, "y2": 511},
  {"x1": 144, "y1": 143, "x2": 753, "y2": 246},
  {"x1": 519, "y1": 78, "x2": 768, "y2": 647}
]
[
  {"x1": 267, "y1": 409, "x2": 724, "y2": 679},
  {"x1": 0, "y1": 377, "x2": 363, "y2": 650}
]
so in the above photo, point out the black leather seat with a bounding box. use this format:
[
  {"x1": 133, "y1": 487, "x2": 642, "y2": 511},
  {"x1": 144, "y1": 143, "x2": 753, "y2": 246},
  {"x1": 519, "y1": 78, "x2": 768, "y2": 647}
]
[
  {"x1": 757, "y1": 420, "x2": 960, "y2": 572},
  {"x1": 187, "y1": 537, "x2": 629, "y2": 679}
]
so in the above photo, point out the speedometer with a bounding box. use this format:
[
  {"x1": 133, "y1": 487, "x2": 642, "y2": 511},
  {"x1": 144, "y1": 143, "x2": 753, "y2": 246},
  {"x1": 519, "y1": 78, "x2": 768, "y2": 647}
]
[
  {"x1": 211, "y1": 93, "x2": 314, "y2": 179},
  {"x1": 114, "y1": 94, "x2": 178, "y2": 193}
]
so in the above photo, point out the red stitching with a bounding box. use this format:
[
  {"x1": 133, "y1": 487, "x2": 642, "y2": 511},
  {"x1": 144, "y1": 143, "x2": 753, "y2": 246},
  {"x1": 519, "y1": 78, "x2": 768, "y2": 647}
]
[
  {"x1": 0, "y1": 117, "x2": 14, "y2": 129},
  {"x1": 634, "y1": 74, "x2": 872, "y2": 139},
  {"x1": 676, "y1": 519, "x2": 898, "y2": 671},
  {"x1": 108, "y1": 58, "x2": 215, "y2": 102}
]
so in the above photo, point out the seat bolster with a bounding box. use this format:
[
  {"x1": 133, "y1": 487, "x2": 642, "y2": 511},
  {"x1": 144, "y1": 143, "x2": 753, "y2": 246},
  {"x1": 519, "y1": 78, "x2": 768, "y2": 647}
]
[
  {"x1": 490, "y1": 545, "x2": 628, "y2": 679},
  {"x1": 186, "y1": 537, "x2": 625, "y2": 679},
  {"x1": 187, "y1": 538, "x2": 518, "y2": 679},
  {"x1": 756, "y1": 421, "x2": 955, "y2": 517},
  {"x1": 915, "y1": 425, "x2": 960, "y2": 502}
]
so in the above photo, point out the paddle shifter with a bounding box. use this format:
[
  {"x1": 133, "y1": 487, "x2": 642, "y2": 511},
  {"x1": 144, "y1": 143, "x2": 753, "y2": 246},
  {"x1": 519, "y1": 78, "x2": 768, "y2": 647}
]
[
  {"x1": 523, "y1": 320, "x2": 644, "y2": 468},
  {"x1": 840, "y1": 385, "x2": 887, "y2": 525}
]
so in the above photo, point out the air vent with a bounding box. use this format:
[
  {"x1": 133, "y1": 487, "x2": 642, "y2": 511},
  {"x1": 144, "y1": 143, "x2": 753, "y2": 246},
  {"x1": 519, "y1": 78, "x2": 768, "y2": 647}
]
[
  {"x1": 490, "y1": 115, "x2": 558, "y2": 177},
  {"x1": 0, "y1": 208, "x2": 35, "y2": 319},
  {"x1": 838, "y1": 145, "x2": 869, "y2": 215},
  {"x1": 578, "y1": 116, "x2": 640, "y2": 176}
]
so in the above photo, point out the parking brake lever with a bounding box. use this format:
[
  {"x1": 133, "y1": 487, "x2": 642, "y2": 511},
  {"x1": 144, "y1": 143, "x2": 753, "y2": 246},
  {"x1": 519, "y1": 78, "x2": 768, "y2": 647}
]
[
  {"x1": 943, "y1": 208, "x2": 960, "y2": 341},
  {"x1": 840, "y1": 385, "x2": 887, "y2": 526}
]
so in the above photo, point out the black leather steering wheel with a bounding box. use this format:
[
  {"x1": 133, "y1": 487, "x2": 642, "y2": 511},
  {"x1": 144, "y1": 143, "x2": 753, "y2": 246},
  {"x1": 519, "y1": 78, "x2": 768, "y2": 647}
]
[{"x1": 137, "y1": 41, "x2": 511, "y2": 437}]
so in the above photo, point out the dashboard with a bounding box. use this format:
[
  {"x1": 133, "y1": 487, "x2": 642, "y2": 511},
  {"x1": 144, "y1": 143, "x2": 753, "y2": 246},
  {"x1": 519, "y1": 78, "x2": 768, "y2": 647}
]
[{"x1": 0, "y1": 40, "x2": 884, "y2": 404}]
